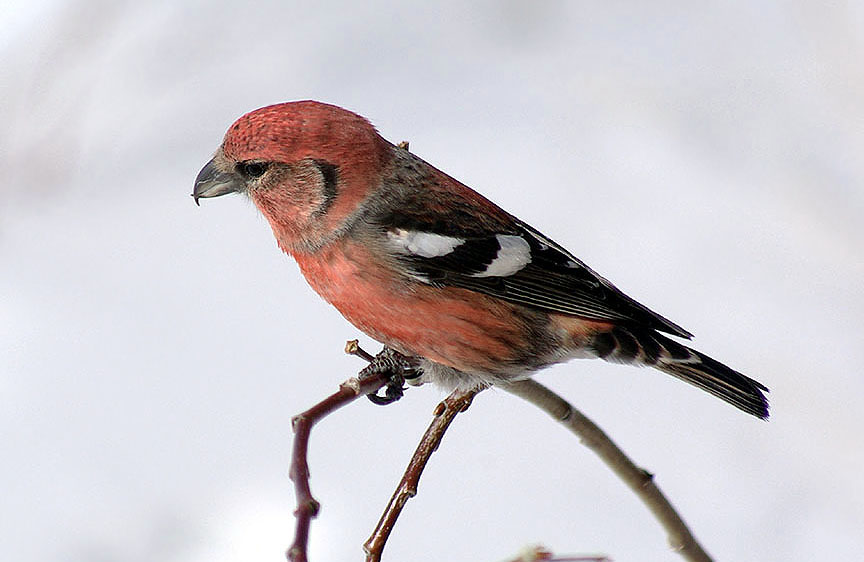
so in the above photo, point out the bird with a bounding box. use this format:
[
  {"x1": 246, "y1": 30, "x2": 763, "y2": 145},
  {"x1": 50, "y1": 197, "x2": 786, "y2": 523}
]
[{"x1": 193, "y1": 100, "x2": 769, "y2": 419}]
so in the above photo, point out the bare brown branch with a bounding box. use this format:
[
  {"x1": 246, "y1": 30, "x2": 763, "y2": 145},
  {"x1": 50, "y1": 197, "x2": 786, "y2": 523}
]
[
  {"x1": 288, "y1": 341, "x2": 713, "y2": 562},
  {"x1": 364, "y1": 387, "x2": 483, "y2": 562},
  {"x1": 504, "y1": 544, "x2": 610, "y2": 562},
  {"x1": 502, "y1": 379, "x2": 713, "y2": 562},
  {"x1": 286, "y1": 341, "x2": 389, "y2": 562}
]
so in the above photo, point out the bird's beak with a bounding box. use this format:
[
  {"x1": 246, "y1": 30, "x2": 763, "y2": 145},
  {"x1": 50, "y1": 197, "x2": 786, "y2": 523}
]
[{"x1": 192, "y1": 158, "x2": 242, "y2": 206}]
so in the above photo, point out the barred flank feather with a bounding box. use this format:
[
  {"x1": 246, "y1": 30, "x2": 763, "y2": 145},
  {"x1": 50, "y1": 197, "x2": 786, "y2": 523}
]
[{"x1": 592, "y1": 326, "x2": 769, "y2": 419}]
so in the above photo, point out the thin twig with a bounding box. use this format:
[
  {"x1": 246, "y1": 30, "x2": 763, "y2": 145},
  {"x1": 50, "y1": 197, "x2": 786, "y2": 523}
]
[
  {"x1": 363, "y1": 387, "x2": 483, "y2": 562},
  {"x1": 286, "y1": 340, "x2": 388, "y2": 562},
  {"x1": 502, "y1": 379, "x2": 713, "y2": 562},
  {"x1": 504, "y1": 544, "x2": 610, "y2": 562}
]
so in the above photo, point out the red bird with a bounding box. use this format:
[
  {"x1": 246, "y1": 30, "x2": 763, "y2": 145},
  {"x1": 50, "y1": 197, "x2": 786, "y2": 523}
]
[{"x1": 193, "y1": 101, "x2": 769, "y2": 418}]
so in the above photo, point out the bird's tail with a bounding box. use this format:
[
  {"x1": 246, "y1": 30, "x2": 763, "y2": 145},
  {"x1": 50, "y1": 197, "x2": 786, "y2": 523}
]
[{"x1": 590, "y1": 326, "x2": 769, "y2": 419}]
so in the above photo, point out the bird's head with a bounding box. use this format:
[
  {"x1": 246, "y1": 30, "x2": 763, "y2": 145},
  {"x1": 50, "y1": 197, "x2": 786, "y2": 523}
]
[{"x1": 193, "y1": 101, "x2": 391, "y2": 252}]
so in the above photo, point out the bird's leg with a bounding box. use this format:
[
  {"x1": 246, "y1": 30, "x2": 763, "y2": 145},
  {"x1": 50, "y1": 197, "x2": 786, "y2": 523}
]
[{"x1": 361, "y1": 346, "x2": 421, "y2": 405}]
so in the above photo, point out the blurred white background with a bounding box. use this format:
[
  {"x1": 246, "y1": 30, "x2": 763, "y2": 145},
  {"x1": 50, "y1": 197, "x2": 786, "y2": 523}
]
[{"x1": 2, "y1": 1, "x2": 863, "y2": 561}]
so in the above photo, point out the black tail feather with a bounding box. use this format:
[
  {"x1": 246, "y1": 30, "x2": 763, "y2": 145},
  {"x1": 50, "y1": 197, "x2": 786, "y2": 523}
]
[{"x1": 592, "y1": 326, "x2": 770, "y2": 419}]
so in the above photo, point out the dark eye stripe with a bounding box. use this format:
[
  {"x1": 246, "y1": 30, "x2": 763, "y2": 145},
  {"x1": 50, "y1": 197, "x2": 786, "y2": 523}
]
[{"x1": 312, "y1": 160, "x2": 339, "y2": 215}]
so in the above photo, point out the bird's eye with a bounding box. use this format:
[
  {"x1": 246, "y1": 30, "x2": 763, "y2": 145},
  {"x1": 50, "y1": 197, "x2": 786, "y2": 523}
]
[{"x1": 238, "y1": 161, "x2": 269, "y2": 179}]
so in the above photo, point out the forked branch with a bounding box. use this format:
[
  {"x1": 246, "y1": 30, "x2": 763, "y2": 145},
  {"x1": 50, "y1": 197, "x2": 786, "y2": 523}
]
[
  {"x1": 286, "y1": 341, "x2": 389, "y2": 562},
  {"x1": 287, "y1": 342, "x2": 714, "y2": 562}
]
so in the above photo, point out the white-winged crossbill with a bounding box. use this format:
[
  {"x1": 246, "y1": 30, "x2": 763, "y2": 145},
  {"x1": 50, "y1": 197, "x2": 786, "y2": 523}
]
[{"x1": 193, "y1": 101, "x2": 768, "y2": 418}]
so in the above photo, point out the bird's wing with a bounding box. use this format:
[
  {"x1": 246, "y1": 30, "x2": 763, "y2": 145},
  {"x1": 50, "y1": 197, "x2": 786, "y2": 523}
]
[{"x1": 379, "y1": 214, "x2": 693, "y2": 339}]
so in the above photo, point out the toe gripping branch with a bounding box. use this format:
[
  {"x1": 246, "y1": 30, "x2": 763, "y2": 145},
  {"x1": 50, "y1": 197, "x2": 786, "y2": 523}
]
[{"x1": 360, "y1": 347, "x2": 422, "y2": 405}]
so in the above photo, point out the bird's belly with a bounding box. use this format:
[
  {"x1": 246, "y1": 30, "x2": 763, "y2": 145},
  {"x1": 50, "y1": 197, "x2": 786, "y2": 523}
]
[{"x1": 293, "y1": 242, "x2": 541, "y2": 377}]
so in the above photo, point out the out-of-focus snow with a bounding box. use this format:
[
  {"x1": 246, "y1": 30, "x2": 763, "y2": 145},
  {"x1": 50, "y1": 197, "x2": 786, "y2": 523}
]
[{"x1": 2, "y1": 2, "x2": 862, "y2": 561}]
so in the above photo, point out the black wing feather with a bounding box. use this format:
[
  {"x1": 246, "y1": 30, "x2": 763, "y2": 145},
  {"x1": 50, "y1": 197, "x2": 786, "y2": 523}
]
[{"x1": 390, "y1": 217, "x2": 693, "y2": 339}]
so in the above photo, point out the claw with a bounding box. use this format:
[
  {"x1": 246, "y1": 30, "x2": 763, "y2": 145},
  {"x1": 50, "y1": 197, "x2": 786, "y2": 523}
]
[
  {"x1": 367, "y1": 381, "x2": 404, "y2": 405},
  {"x1": 359, "y1": 347, "x2": 421, "y2": 406}
]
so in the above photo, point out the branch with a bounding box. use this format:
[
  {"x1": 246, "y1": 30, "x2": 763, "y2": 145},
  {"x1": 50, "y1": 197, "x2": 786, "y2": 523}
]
[
  {"x1": 505, "y1": 545, "x2": 610, "y2": 562},
  {"x1": 363, "y1": 387, "x2": 482, "y2": 562},
  {"x1": 286, "y1": 341, "x2": 387, "y2": 562},
  {"x1": 288, "y1": 341, "x2": 712, "y2": 562},
  {"x1": 501, "y1": 379, "x2": 713, "y2": 562}
]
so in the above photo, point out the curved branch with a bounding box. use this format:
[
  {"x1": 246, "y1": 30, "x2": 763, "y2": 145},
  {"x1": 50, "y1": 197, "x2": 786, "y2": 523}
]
[
  {"x1": 364, "y1": 387, "x2": 482, "y2": 562},
  {"x1": 287, "y1": 341, "x2": 713, "y2": 562},
  {"x1": 286, "y1": 341, "x2": 389, "y2": 562},
  {"x1": 501, "y1": 379, "x2": 713, "y2": 562}
]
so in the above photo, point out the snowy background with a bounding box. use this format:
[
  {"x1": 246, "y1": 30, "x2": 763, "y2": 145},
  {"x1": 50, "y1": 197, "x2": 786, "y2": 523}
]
[{"x1": 2, "y1": 1, "x2": 863, "y2": 561}]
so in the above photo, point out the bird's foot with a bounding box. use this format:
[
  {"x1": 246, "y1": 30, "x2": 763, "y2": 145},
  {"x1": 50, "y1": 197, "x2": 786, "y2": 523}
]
[{"x1": 361, "y1": 347, "x2": 421, "y2": 405}]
